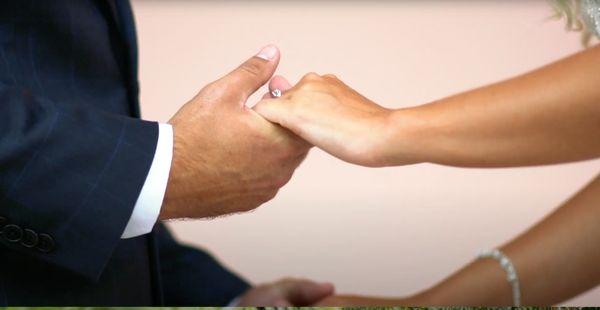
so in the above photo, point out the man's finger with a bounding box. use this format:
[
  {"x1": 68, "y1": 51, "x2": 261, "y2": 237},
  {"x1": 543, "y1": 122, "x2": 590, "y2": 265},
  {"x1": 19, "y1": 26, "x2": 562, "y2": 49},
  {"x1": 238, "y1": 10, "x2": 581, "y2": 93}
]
[
  {"x1": 278, "y1": 279, "x2": 335, "y2": 306},
  {"x1": 221, "y1": 45, "x2": 280, "y2": 101}
]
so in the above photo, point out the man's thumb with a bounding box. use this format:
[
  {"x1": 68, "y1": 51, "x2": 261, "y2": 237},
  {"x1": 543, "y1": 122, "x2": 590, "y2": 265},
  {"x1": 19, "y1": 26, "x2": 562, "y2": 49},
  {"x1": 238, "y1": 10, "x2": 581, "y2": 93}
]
[{"x1": 221, "y1": 45, "x2": 280, "y2": 101}]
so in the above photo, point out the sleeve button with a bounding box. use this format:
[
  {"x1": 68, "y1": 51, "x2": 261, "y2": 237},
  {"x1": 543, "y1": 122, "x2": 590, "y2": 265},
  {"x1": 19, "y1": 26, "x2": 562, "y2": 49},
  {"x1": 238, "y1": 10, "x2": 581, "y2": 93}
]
[
  {"x1": 21, "y1": 229, "x2": 39, "y2": 248},
  {"x1": 36, "y1": 233, "x2": 55, "y2": 253},
  {"x1": 3, "y1": 224, "x2": 23, "y2": 243}
]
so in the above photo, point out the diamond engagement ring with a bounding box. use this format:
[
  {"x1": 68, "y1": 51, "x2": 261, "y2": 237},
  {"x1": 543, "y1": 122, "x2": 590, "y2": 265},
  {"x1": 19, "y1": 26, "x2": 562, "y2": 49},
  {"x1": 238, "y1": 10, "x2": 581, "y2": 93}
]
[{"x1": 271, "y1": 88, "x2": 282, "y2": 98}]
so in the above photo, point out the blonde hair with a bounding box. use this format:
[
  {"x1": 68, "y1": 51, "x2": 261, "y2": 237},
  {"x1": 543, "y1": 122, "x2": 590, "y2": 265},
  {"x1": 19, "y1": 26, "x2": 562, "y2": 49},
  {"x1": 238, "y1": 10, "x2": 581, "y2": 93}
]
[{"x1": 549, "y1": 0, "x2": 596, "y2": 46}]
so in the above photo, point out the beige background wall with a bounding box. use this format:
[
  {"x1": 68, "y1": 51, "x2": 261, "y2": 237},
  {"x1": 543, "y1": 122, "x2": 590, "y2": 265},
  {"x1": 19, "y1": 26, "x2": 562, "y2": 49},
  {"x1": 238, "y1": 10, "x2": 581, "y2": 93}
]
[{"x1": 131, "y1": 1, "x2": 600, "y2": 304}]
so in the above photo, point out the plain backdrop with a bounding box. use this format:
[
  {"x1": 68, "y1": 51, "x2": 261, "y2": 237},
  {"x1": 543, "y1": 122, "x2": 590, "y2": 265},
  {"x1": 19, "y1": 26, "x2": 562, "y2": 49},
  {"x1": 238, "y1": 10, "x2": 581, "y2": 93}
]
[{"x1": 131, "y1": 0, "x2": 600, "y2": 305}]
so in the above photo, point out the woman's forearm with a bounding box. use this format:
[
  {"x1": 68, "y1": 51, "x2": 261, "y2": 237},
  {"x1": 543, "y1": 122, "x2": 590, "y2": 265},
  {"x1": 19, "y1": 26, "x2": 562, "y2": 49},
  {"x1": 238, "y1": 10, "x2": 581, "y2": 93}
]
[
  {"x1": 410, "y1": 174, "x2": 600, "y2": 305},
  {"x1": 255, "y1": 45, "x2": 599, "y2": 168},
  {"x1": 391, "y1": 45, "x2": 600, "y2": 168},
  {"x1": 317, "y1": 174, "x2": 600, "y2": 306}
]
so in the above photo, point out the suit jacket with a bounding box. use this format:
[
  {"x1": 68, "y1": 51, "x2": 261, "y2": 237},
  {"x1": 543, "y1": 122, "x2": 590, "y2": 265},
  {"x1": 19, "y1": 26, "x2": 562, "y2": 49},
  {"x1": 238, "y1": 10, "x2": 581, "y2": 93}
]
[{"x1": 0, "y1": 0, "x2": 249, "y2": 305}]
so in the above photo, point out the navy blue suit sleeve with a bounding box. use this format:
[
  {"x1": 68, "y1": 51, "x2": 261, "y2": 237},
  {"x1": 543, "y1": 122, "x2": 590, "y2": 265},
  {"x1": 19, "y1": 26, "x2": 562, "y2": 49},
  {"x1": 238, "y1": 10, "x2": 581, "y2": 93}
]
[
  {"x1": 0, "y1": 82, "x2": 158, "y2": 281},
  {"x1": 156, "y1": 225, "x2": 251, "y2": 306}
]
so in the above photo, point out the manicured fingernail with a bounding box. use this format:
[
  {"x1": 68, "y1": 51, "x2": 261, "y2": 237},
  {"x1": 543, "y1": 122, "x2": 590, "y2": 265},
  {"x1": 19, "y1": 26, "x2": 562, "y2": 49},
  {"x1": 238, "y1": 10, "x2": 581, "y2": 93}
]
[{"x1": 256, "y1": 45, "x2": 278, "y2": 60}]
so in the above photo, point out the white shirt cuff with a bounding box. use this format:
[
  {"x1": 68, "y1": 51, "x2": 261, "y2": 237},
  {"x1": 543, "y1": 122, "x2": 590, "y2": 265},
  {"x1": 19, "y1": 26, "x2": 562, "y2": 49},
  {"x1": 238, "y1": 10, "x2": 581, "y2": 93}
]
[
  {"x1": 227, "y1": 297, "x2": 241, "y2": 307},
  {"x1": 121, "y1": 123, "x2": 173, "y2": 239}
]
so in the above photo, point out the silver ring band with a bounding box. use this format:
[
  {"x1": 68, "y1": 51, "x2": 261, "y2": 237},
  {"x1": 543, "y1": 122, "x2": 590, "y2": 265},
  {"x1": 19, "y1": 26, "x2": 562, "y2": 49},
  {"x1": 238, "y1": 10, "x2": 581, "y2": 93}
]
[{"x1": 271, "y1": 88, "x2": 282, "y2": 98}]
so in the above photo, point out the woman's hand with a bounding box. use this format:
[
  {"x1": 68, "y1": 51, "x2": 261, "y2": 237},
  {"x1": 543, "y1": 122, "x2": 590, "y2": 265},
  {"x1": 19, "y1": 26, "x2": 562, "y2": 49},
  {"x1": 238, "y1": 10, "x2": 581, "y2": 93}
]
[
  {"x1": 254, "y1": 73, "x2": 399, "y2": 167},
  {"x1": 257, "y1": 46, "x2": 600, "y2": 169}
]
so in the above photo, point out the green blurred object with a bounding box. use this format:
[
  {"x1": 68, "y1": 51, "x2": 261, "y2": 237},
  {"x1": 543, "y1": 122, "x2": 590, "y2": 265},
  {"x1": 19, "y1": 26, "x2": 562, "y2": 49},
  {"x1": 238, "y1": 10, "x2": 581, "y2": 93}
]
[{"x1": 2, "y1": 308, "x2": 343, "y2": 310}]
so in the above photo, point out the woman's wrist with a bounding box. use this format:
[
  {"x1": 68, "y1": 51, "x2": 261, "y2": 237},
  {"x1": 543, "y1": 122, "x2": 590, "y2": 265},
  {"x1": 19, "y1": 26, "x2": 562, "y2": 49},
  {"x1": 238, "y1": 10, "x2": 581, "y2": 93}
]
[{"x1": 377, "y1": 106, "x2": 434, "y2": 167}]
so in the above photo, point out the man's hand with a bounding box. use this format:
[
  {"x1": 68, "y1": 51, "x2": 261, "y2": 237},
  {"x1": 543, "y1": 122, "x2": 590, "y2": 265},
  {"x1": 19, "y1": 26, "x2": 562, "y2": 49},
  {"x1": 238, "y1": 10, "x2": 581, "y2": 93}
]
[
  {"x1": 160, "y1": 45, "x2": 310, "y2": 219},
  {"x1": 236, "y1": 278, "x2": 335, "y2": 306}
]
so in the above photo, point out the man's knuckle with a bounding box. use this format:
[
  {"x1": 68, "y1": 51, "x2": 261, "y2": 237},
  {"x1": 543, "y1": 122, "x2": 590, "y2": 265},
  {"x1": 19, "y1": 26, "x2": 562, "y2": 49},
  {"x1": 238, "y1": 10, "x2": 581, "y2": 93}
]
[
  {"x1": 260, "y1": 189, "x2": 278, "y2": 203},
  {"x1": 267, "y1": 190, "x2": 278, "y2": 200},
  {"x1": 240, "y1": 59, "x2": 264, "y2": 77},
  {"x1": 275, "y1": 171, "x2": 291, "y2": 188}
]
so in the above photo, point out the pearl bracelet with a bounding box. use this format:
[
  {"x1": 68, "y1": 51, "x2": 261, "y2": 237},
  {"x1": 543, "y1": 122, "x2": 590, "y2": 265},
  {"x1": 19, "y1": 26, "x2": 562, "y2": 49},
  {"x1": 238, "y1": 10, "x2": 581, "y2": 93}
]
[{"x1": 477, "y1": 249, "x2": 521, "y2": 306}]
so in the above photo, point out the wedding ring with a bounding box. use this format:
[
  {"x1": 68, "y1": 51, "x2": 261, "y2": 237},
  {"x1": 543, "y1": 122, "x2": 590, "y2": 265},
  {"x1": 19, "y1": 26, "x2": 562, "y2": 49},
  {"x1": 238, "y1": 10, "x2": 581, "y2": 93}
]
[{"x1": 271, "y1": 88, "x2": 282, "y2": 98}]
